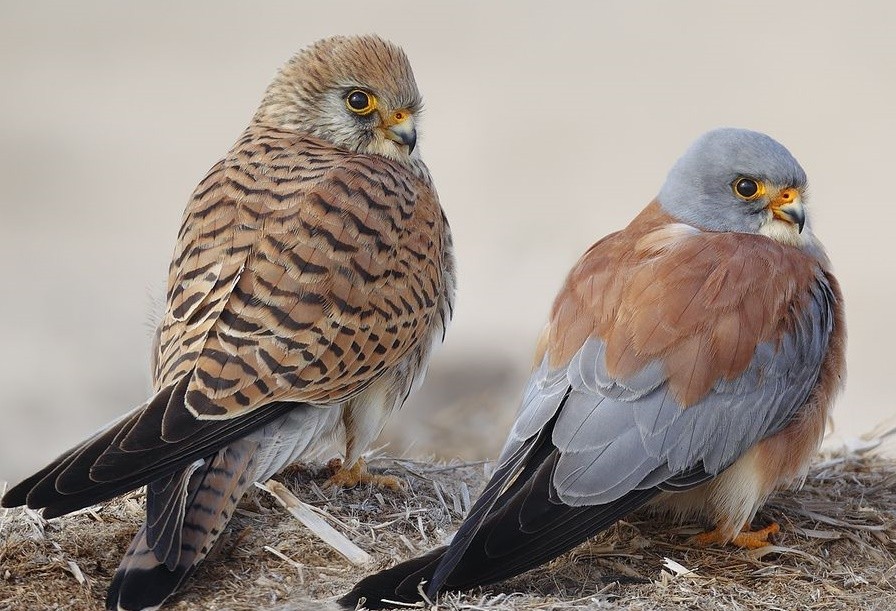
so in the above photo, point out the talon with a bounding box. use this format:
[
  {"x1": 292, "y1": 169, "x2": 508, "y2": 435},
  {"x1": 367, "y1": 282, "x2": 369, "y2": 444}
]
[
  {"x1": 692, "y1": 521, "x2": 780, "y2": 550},
  {"x1": 326, "y1": 457, "x2": 344, "y2": 475},
  {"x1": 323, "y1": 457, "x2": 407, "y2": 491}
]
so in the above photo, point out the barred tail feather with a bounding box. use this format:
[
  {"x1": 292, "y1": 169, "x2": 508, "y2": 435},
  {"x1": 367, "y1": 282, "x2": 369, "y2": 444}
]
[{"x1": 106, "y1": 438, "x2": 258, "y2": 611}]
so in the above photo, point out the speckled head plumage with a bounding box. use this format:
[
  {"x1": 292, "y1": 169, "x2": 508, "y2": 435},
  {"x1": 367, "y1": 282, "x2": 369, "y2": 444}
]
[
  {"x1": 658, "y1": 128, "x2": 810, "y2": 246},
  {"x1": 254, "y1": 34, "x2": 423, "y2": 165}
]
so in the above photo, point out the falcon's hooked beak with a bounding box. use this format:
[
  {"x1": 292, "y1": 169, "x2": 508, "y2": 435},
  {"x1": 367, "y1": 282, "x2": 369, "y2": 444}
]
[
  {"x1": 768, "y1": 187, "x2": 805, "y2": 233},
  {"x1": 380, "y1": 109, "x2": 417, "y2": 153}
]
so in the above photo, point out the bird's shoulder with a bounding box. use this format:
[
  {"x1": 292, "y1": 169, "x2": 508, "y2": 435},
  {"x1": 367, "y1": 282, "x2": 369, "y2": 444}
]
[
  {"x1": 155, "y1": 124, "x2": 451, "y2": 417},
  {"x1": 543, "y1": 201, "x2": 837, "y2": 406}
]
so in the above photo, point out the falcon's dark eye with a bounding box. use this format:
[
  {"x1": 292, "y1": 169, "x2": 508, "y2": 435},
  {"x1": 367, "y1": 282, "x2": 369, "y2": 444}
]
[
  {"x1": 345, "y1": 89, "x2": 377, "y2": 115},
  {"x1": 732, "y1": 177, "x2": 763, "y2": 201}
]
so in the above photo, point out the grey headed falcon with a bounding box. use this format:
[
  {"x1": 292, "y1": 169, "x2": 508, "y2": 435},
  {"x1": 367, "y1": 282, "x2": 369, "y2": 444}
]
[{"x1": 340, "y1": 128, "x2": 845, "y2": 609}]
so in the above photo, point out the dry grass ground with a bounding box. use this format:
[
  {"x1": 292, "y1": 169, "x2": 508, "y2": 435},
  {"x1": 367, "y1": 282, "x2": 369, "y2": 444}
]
[{"x1": 2, "y1": 444, "x2": 895, "y2": 611}]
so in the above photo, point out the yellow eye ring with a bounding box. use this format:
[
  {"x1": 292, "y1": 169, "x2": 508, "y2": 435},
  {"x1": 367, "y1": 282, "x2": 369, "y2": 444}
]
[
  {"x1": 345, "y1": 89, "x2": 377, "y2": 115},
  {"x1": 732, "y1": 177, "x2": 765, "y2": 201}
]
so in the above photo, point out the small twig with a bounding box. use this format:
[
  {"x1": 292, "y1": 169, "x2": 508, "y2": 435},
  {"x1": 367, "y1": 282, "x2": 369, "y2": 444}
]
[
  {"x1": 416, "y1": 514, "x2": 428, "y2": 542},
  {"x1": 65, "y1": 505, "x2": 105, "y2": 519},
  {"x1": 459, "y1": 481, "x2": 471, "y2": 515},
  {"x1": 379, "y1": 597, "x2": 425, "y2": 608},
  {"x1": 550, "y1": 582, "x2": 620, "y2": 607},
  {"x1": 792, "y1": 526, "x2": 842, "y2": 540},
  {"x1": 746, "y1": 545, "x2": 824, "y2": 564},
  {"x1": 263, "y1": 545, "x2": 305, "y2": 584},
  {"x1": 398, "y1": 534, "x2": 418, "y2": 553},
  {"x1": 64, "y1": 560, "x2": 88, "y2": 586},
  {"x1": 431, "y1": 481, "x2": 451, "y2": 516},
  {"x1": 255, "y1": 480, "x2": 371, "y2": 565},
  {"x1": 370, "y1": 517, "x2": 404, "y2": 530},
  {"x1": 378, "y1": 508, "x2": 431, "y2": 520},
  {"x1": 0, "y1": 481, "x2": 8, "y2": 538},
  {"x1": 299, "y1": 498, "x2": 366, "y2": 538},
  {"x1": 792, "y1": 507, "x2": 888, "y2": 531},
  {"x1": 662, "y1": 556, "x2": 697, "y2": 577},
  {"x1": 395, "y1": 459, "x2": 491, "y2": 474}
]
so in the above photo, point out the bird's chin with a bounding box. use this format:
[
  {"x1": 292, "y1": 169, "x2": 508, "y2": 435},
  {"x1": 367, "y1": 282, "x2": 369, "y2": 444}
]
[
  {"x1": 364, "y1": 137, "x2": 416, "y2": 165},
  {"x1": 759, "y1": 217, "x2": 808, "y2": 247}
]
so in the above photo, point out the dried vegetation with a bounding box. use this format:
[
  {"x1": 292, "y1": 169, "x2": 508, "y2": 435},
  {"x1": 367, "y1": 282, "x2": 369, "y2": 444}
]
[{"x1": 2, "y1": 438, "x2": 895, "y2": 611}]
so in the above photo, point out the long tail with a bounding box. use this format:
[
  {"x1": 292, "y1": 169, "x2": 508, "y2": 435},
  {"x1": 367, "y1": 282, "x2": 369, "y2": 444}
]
[
  {"x1": 1, "y1": 374, "x2": 302, "y2": 611},
  {"x1": 106, "y1": 438, "x2": 258, "y2": 611},
  {"x1": 340, "y1": 403, "x2": 663, "y2": 609},
  {"x1": 340, "y1": 472, "x2": 657, "y2": 611},
  {"x1": 104, "y1": 402, "x2": 337, "y2": 610}
]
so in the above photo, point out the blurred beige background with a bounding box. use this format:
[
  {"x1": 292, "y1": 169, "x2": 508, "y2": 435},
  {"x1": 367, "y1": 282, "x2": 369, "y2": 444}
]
[{"x1": 1, "y1": 1, "x2": 893, "y2": 484}]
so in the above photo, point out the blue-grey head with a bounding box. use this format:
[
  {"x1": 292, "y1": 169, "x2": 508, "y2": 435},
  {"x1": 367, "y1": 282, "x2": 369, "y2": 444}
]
[{"x1": 658, "y1": 128, "x2": 809, "y2": 246}]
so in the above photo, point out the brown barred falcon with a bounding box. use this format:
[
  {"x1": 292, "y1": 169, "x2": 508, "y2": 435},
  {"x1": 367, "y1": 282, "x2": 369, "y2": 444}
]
[{"x1": 2, "y1": 34, "x2": 455, "y2": 611}]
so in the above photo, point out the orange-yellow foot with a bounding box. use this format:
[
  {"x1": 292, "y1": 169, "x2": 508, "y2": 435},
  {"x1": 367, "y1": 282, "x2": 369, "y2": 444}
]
[
  {"x1": 693, "y1": 522, "x2": 780, "y2": 550},
  {"x1": 324, "y1": 457, "x2": 405, "y2": 491}
]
